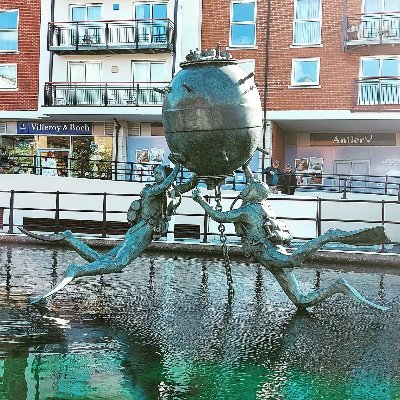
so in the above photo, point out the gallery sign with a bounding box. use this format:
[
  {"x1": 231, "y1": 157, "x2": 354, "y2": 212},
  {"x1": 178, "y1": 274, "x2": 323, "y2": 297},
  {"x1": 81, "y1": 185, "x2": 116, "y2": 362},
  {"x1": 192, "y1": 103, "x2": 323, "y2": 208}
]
[
  {"x1": 310, "y1": 133, "x2": 396, "y2": 146},
  {"x1": 17, "y1": 122, "x2": 93, "y2": 135}
]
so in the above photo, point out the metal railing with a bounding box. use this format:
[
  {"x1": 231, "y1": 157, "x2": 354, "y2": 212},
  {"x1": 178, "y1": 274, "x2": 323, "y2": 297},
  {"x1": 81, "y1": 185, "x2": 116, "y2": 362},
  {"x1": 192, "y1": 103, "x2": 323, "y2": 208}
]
[
  {"x1": 345, "y1": 12, "x2": 400, "y2": 46},
  {"x1": 352, "y1": 76, "x2": 400, "y2": 111},
  {"x1": 48, "y1": 18, "x2": 174, "y2": 52},
  {"x1": 2, "y1": 154, "x2": 400, "y2": 198},
  {"x1": 0, "y1": 188, "x2": 398, "y2": 252},
  {"x1": 44, "y1": 81, "x2": 168, "y2": 107}
]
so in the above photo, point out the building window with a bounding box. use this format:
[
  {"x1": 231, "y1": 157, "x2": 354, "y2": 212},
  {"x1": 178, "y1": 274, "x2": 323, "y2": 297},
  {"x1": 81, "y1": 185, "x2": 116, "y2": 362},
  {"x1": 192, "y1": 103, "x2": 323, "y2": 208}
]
[
  {"x1": 364, "y1": 0, "x2": 400, "y2": 13},
  {"x1": 238, "y1": 59, "x2": 255, "y2": 74},
  {"x1": 0, "y1": 64, "x2": 17, "y2": 89},
  {"x1": 293, "y1": 0, "x2": 321, "y2": 45},
  {"x1": 359, "y1": 57, "x2": 400, "y2": 105},
  {"x1": 134, "y1": 2, "x2": 168, "y2": 43},
  {"x1": 230, "y1": 1, "x2": 256, "y2": 47},
  {"x1": 0, "y1": 10, "x2": 18, "y2": 51},
  {"x1": 291, "y1": 58, "x2": 320, "y2": 86}
]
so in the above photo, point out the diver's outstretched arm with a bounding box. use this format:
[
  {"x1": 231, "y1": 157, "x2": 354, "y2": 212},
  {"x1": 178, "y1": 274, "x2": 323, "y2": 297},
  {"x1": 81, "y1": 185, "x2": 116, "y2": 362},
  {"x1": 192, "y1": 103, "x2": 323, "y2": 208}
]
[
  {"x1": 192, "y1": 188, "x2": 244, "y2": 223},
  {"x1": 288, "y1": 226, "x2": 389, "y2": 267},
  {"x1": 19, "y1": 228, "x2": 102, "y2": 262},
  {"x1": 272, "y1": 268, "x2": 388, "y2": 311}
]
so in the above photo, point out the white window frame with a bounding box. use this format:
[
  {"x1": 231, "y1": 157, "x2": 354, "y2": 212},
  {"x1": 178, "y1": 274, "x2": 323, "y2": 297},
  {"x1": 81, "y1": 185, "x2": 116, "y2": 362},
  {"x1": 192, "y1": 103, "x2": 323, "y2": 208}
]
[
  {"x1": 133, "y1": 2, "x2": 168, "y2": 20},
  {"x1": 291, "y1": 58, "x2": 320, "y2": 87},
  {"x1": 292, "y1": 0, "x2": 322, "y2": 46},
  {"x1": 362, "y1": 0, "x2": 400, "y2": 13},
  {"x1": 0, "y1": 10, "x2": 19, "y2": 52},
  {"x1": 237, "y1": 59, "x2": 255, "y2": 74},
  {"x1": 0, "y1": 63, "x2": 17, "y2": 90},
  {"x1": 359, "y1": 55, "x2": 400, "y2": 77},
  {"x1": 229, "y1": 0, "x2": 257, "y2": 48},
  {"x1": 67, "y1": 61, "x2": 102, "y2": 82},
  {"x1": 69, "y1": 4, "x2": 103, "y2": 21}
]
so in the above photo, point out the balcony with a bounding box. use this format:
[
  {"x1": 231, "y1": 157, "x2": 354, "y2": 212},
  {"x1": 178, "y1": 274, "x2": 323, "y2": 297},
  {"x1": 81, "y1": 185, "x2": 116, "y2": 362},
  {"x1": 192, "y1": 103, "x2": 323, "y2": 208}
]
[
  {"x1": 345, "y1": 12, "x2": 400, "y2": 49},
  {"x1": 352, "y1": 76, "x2": 400, "y2": 111},
  {"x1": 48, "y1": 19, "x2": 174, "y2": 54},
  {"x1": 44, "y1": 82, "x2": 168, "y2": 107}
]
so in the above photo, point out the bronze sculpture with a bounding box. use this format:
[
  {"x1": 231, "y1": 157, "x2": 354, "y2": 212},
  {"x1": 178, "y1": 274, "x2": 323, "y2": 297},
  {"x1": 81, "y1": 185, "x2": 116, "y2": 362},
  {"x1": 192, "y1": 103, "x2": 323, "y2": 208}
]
[
  {"x1": 22, "y1": 47, "x2": 390, "y2": 312},
  {"x1": 192, "y1": 165, "x2": 389, "y2": 311},
  {"x1": 22, "y1": 161, "x2": 197, "y2": 303}
]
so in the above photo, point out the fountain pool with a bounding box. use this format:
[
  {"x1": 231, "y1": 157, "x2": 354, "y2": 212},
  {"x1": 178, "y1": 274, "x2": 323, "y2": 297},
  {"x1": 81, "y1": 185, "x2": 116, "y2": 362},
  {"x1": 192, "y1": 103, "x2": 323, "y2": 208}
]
[{"x1": 0, "y1": 244, "x2": 399, "y2": 399}]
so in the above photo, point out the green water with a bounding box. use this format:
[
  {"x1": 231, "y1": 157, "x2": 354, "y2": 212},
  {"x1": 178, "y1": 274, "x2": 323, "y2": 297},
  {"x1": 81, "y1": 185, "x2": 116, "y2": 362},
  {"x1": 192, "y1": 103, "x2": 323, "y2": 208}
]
[{"x1": 0, "y1": 245, "x2": 399, "y2": 399}]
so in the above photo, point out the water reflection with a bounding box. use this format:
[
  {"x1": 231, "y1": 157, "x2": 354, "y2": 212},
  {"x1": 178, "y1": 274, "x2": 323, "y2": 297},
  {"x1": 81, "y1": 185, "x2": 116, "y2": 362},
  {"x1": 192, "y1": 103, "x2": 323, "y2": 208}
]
[{"x1": 0, "y1": 245, "x2": 399, "y2": 399}]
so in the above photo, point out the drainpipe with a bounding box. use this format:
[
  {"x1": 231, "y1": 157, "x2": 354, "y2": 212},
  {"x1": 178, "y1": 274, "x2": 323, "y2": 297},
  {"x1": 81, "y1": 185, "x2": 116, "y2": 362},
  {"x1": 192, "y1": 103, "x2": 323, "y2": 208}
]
[
  {"x1": 262, "y1": 0, "x2": 271, "y2": 175},
  {"x1": 113, "y1": 117, "x2": 121, "y2": 181},
  {"x1": 172, "y1": 0, "x2": 179, "y2": 75},
  {"x1": 49, "y1": 0, "x2": 55, "y2": 82}
]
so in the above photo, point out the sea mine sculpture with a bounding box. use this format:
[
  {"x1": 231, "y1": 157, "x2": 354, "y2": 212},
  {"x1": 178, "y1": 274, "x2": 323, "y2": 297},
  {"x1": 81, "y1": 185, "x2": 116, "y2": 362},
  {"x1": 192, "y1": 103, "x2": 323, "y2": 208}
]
[{"x1": 22, "y1": 46, "x2": 390, "y2": 312}]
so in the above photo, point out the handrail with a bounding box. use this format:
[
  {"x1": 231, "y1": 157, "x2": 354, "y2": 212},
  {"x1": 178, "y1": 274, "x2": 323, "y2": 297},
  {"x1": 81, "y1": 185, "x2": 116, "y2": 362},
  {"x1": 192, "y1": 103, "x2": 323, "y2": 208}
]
[{"x1": 0, "y1": 188, "x2": 398, "y2": 251}]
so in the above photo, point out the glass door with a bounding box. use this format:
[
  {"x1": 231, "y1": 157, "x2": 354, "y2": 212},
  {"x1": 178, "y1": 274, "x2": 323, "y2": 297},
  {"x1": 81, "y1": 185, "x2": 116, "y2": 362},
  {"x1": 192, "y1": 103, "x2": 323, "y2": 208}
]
[
  {"x1": 135, "y1": 3, "x2": 167, "y2": 44},
  {"x1": 132, "y1": 61, "x2": 168, "y2": 104},
  {"x1": 71, "y1": 4, "x2": 103, "y2": 45},
  {"x1": 36, "y1": 148, "x2": 71, "y2": 177},
  {"x1": 68, "y1": 62, "x2": 102, "y2": 105}
]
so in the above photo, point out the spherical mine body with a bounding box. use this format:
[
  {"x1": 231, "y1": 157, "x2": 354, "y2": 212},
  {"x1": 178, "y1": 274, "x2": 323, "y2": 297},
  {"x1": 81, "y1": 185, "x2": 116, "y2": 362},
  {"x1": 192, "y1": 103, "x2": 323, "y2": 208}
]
[{"x1": 163, "y1": 59, "x2": 262, "y2": 177}]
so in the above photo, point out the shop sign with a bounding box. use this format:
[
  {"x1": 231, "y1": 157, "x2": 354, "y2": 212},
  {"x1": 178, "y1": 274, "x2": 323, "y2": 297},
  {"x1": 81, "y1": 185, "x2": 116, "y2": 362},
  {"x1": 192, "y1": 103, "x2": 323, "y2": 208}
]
[
  {"x1": 17, "y1": 122, "x2": 92, "y2": 135},
  {"x1": 310, "y1": 133, "x2": 396, "y2": 146}
]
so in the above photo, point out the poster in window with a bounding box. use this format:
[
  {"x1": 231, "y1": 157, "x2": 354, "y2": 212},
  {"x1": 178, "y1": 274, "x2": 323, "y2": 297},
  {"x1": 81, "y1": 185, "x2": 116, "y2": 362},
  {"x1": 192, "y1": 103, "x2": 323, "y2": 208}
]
[
  {"x1": 136, "y1": 149, "x2": 150, "y2": 163},
  {"x1": 295, "y1": 158, "x2": 309, "y2": 172},
  {"x1": 295, "y1": 158, "x2": 309, "y2": 185},
  {"x1": 150, "y1": 148, "x2": 164, "y2": 163},
  {"x1": 309, "y1": 157, "x2": 323, "y2": 185}
]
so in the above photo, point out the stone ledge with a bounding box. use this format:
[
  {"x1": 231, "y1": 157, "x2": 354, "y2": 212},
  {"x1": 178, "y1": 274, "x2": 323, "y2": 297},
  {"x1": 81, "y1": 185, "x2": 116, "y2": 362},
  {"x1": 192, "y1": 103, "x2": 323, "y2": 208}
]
[{"x1": 1, "y1": 233, "x2": 400, "y2": 273}]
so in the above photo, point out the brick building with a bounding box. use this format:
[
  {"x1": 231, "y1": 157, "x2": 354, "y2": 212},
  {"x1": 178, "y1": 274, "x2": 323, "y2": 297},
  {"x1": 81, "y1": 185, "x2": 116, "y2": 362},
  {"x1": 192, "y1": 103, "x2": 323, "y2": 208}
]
[
  {"x1": 202, "y1": 0, "x2": 400, "y2": 185},
  {"x1": 0, "y1": 1, "x2": 41, "y2": 114}
]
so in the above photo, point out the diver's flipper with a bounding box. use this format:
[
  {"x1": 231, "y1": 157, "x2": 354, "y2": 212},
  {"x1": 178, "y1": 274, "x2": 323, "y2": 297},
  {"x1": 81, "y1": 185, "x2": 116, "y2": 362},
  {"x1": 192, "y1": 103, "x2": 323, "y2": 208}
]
[
  {"x1": 19, "y1": 227, "x2": 72, "y2": 243},
  {"x1": 30, "y1": 275, "x2": 74, "y2": 304}
]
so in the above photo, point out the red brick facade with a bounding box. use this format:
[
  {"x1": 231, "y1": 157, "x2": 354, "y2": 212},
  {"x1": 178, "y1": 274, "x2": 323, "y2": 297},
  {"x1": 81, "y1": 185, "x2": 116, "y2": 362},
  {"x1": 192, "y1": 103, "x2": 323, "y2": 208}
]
[
  {"x1": 201, "y1": 0, "x2": 400, "y2": 111},
  {"x1": 0, "y1": 0, "x2": 40, "y2": 111}
]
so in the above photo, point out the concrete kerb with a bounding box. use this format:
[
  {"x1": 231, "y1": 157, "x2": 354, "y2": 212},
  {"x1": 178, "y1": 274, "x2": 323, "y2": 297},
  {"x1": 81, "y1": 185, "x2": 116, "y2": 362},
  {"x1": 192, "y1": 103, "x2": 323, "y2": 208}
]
[{"x1": 2, "y1": 233, "x2": 400, "y2": 274}]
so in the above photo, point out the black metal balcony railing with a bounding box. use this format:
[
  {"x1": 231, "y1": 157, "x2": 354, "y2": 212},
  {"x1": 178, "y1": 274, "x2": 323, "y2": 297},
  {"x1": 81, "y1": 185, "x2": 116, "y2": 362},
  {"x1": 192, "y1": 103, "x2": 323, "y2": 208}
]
[
  {"x1": 345, "y1": 12, "x2": 400, "y2": 47},
  {"x1": 44, "y1": 82, "x2": 168, "y2": 107},
  {"x1": 352, "y1": 76, "x2": 400, "y2": 111},
  {"x1": 48, "y1": 18, "x2": 174, "y2": 53}
]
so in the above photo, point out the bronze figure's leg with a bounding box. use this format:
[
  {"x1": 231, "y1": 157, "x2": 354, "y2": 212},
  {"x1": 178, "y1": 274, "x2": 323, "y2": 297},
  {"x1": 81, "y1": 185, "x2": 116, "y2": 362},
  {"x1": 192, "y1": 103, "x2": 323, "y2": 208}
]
[
  {"x1": 30, "y1": 223, "x2": 154, "y2": 304},
  {"x1": 271, "y1": 268, "x2": 389, "y2": 311},
  {"x1": 19, "y1": 227, "x2": 102, "y2": 262},
  {"x1": 288, "y1": 226, "x2": 389, "y2": 267}
]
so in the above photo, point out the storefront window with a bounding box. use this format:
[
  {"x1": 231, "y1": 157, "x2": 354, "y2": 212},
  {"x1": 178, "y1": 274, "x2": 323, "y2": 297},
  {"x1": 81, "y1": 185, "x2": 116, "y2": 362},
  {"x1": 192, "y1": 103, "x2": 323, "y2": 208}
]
[
  {"x1": 71, "y1": 136, "x2": 113, "y2": 179},
  {"x1": 0, "y1": 136, "x2": 35, "y2": 174}
]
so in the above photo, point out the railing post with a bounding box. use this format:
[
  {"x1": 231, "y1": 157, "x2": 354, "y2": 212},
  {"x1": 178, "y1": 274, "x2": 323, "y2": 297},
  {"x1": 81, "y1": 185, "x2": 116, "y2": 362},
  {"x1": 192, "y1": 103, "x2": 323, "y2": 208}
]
[
  {"x1": 54, "y1": 191, "x2": 60, "y2": 234},
  {"x1": 136, "y1": 83, "x2": 140, "y2": 106},
  {"x1": 104, "y1": 83, "x2": 108, "y2": 106},
  {"x1": 75, "y1": 22, "x2": 79, "y2": 51},
  {"x1": 8, "y1": 190, "x2": 14, "y2": 234},
  {"x1": 129, "y1": 162, "x2": 134, "y2": 182},
  {"x1": 398, "y1": 184, "x2": 400, "y2": 203},
  {"x1": 102, "y1": 192, "x2": 107, "y2": 238},
  {"x1": 342, "y1": 178, "x2": 348, "y2": 199},
  {"x1": 316, "y1": 197, "x2": 322, "y2": 237},
  {"x1": 114, "y1": 160, "x2": 118, "y2": 181},
  {"x1": 105, "y1": 22, "x2": 109, "y2": 48},
  {"x1": 202, "y1": 195, "x2": 209, "y2": 243},
  {"x1": 381, "y1": 199, "x2": 386, "y2": 253},
  {"x1": 385, "y1": 174, "x2": 388, "y2": 195}
]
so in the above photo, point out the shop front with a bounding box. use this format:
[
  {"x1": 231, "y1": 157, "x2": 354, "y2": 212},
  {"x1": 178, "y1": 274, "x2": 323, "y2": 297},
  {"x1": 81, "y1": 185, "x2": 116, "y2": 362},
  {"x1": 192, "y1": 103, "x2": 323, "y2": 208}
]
[
  {"x1": 0, "y1": 122, "x2": 113, "y2": 178},
  {"x1": 285, "y1": 132, "x2": 400, "y2": 190}
]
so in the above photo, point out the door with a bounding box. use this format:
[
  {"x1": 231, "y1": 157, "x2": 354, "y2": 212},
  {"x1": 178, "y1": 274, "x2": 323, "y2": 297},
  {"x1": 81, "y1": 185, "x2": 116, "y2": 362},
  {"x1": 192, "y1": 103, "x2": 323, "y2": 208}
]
[
  {"x1": 132, "y1": 61, "x2": 168, "y2": 104},
  {"x1": 134, "y1": 2, "x2": 167, "y2": 44},
  {"x1": 334, "y1": 160, "x2": 370, "y2": 191},
  {"x1": 36, "y1": 149, "x2": 71, "y2": 177},
  {"x1": 68, "y1": 62, "x2": 102, "y2": 105},
  {"x1": 71, "y1": 4, "x2": 103, "y2": 45}
]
